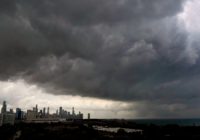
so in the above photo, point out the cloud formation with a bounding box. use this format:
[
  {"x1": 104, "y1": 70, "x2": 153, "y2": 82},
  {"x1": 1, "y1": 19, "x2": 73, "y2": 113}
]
[{"x1": 0, "y1": 0, "x2": 200, "y2": 117}]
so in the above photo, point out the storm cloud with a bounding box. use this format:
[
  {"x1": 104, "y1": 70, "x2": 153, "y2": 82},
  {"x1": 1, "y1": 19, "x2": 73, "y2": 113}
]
[{"x1": 0, "y1": 0, "x2": 200, "y2": 117}]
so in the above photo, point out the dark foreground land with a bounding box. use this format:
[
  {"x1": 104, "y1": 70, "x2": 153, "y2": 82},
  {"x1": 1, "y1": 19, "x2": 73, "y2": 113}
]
[{"x1": 1, "y1": 119, "x2": 200, "y2": 140}]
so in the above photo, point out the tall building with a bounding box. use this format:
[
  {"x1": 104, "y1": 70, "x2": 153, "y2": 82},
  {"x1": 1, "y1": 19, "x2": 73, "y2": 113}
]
[
  {"x1": 88, "y1": 113, "x2": 90, "y2": 119},
  {"x1": 27, "y1": 110, "x2": 37, "y2": 120},
  {"x1": 16, "y1": 108, "x2": 22, "y2": 120},
  {"x1": 43, "y1": 107, "x2": 46, "y2": 116},
  {"x1": 78, "y1": 112, "x2": 83, "y2": 120},
  {"x1": 59, "y1": 107, "x2": 62, "y2": 117},
  {"x1": 72, "y1": 107, "x2": 75, "y2": 115},
  {"x1": 1, "y1": 101, "x2": 6, "y2": 114},
  {"x1": 0, "y1": 101, "x2": 15, "y2": 126},
  {"x1": 2, "y1": 113, "x2": 15, "y2": 125},
  {"x1": 47, "y1": 107, "x2": 49, "y2": 115},
  {"x1": 39, "y1": 109, "x2": 43, "y2": 117},
  {"x1": 36, "y1": 104, "x2": 38, "y2": 113}
]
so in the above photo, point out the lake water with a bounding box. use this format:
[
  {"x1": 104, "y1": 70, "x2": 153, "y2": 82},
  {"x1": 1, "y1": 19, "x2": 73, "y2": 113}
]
[
  {"x1": 93, "y1": 125, "x2": 143, "y2": 133},
  {"x1": 129, "y1": 118, "x2": 200, "y2": 126},
  {"x1": 92, "y1": 119, "x2": 200, "y2": 134}
]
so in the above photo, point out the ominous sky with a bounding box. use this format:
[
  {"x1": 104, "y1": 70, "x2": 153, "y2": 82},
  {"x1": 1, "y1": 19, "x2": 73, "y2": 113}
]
[{"x1": 0, "y1": 0, "x2": 200, "y2": 118}]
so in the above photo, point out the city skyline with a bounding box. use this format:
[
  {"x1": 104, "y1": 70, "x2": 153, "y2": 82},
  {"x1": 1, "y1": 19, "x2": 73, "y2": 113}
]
[
  {"x1": 0, "y1": 100, "x2": 87, "y2": 126},
  {"x1": 0, "y1": 0, "x2": 200, "y2": 119},
  {"x1": 0, "y1": 100, "x2": 87, "y2": 119},
  {"x1": 0, "y1": 80, "x2": 134, "y2": 119}
]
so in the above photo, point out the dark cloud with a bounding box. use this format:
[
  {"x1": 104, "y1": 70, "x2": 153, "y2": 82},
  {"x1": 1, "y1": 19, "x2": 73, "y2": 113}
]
[
  {"x1": 19, "y1": 0, "x2": 185, "y2": 25},
  {"x1": 0, "y1": 0, "x2": 16, "y2": 15},
  {"x1": 1, "y1": 0, "x2": 200, "y2": 117}
]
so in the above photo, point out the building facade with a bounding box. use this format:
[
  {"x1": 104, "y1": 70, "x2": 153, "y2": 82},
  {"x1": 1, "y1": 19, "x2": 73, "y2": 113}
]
[{"x1": 0, "y1": 101, "x2": 15, "y2": 126}]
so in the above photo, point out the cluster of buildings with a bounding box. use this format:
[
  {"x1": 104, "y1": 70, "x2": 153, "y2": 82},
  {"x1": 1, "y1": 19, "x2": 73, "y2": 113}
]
[
  {"x1": 0, "y1": 101, "x2": 15, "y2": 126},
  {"x1": 26, "y1": 105, "x2": 84, "y2": 121},
  {"x1": 0, "y1": 101, "x2": 91, "y2": 126}
]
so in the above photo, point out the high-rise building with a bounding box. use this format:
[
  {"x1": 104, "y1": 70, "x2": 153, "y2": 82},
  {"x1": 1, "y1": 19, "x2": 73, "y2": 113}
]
[
  {"x1": 1, "y1": 113, "x2": 15, "y2": 125},
  {"x1": 1, "y1": 101, "x2": 7, "y2": 114},
  {"x1": 59, "y1": 107, "x2": 62, "y2": 117},
  {"x1": 16, "y1": 108, "x2": 22, "y2": 120},
  {"x1": 27, "y1": 110, "x2": 37, "y2": 120},
  {"x1": 40, "y1": 109, "x2": 42, "y2": 116},
  {"x1": 0, "y1": 101, "x2": 15, "y2": 126},
  {"x1": 78, "y1": 112, "x2": 83, "y2": 119},
  {"x1": 36, "y1": 104, "x2": 38, "y2": 113},
  {"x1": 88, "y1": 113, "x2": 90, "y2": 119},
  {"x1": 43, "y1": 107, "x2": 46, "y2": 116},
  {"x1": 72, "y1": 107, "x2": 75, "y2": 115}
]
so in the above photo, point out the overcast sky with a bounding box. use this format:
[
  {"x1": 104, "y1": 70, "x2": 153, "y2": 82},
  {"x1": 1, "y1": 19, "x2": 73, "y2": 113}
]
[{"x1": 0, "y1": 0, "x2": 200, "y2": 119}]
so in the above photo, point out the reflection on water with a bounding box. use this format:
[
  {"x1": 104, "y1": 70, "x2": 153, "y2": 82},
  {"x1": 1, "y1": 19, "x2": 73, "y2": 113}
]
[{"x1": 93, "y1": 125, "x2": 143, "y2": 134}]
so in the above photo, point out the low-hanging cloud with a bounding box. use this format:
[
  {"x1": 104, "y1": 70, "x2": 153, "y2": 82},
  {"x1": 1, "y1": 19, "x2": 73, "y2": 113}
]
[{"x1": 1, "y1": 0, "x2": 200, "y2": 117}]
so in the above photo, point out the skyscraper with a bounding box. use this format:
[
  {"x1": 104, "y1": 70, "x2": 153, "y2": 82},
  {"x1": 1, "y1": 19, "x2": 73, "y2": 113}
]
[
  {"x1": 36, "y1": 104, "x2": 38, "y2": 113},
  {"x1": 88, "y1": 113, "x2": 90, "y2": 119},
  {"x1": 59, "y1": 107, "x2": 62, "y2": 117},
  {"x1": 72, "y1": 107, "x2": 75, "y2": 115},
  {"x1": 16, "y1": 108, "x2": 22, "y2": 120},
  {"x1": 1, "y1": 101, "x2": 6, "y2": 114},
  {"x1": 0, "y1": 101, "x2": 15, "y2": 126},
  {"x1": 43, "y1": 107, "x2": 46, "y2": 116}
]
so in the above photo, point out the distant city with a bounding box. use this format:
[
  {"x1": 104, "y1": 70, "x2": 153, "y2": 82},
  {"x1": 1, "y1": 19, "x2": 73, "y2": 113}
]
[{"x1": 0, "y1": 101, "x2": 90, "y2": 126}]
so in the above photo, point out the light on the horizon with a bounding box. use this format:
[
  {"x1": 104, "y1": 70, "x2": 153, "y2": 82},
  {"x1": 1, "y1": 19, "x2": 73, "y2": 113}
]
[
  {"x1": 178, "y1": 0, "x2": 200, "y2": 32},
  {"x1": 0, "y1": 79, "x2": 136, "y2": 119}
]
